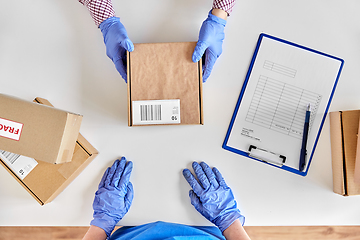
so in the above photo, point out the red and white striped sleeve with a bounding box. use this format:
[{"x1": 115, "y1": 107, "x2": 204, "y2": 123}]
[
  {"x1": 78, "y1": 0, "x2": 115, "y2": 27},
  {"x1": 212, "y1": 0, "x2": 236, "y2": 16}
]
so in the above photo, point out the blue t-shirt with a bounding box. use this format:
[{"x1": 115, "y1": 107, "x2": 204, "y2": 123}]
[{"x1": 109, "y1": 221, "x2": 225, "y2": 240}]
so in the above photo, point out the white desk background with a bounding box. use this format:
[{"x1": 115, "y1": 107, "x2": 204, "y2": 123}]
[{"x1": 1, "y1": 0, "x2": 359, "y2": 227}]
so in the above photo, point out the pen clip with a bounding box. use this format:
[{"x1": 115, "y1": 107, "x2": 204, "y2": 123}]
[
  {"x1": 299, "y1": 103, "x2": 311, "y2": 172},
  {"x1": 248, "y1": 145, "x2": 286, "y2": 167}
]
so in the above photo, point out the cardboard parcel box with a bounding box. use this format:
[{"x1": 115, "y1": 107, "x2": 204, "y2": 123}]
[
  {"x1": 329, "y1": 110, "x2": 360, "y2": 196},
  {"x1": 0, "y1": 98, "x2": 98, "y2": 205},
  {"x1": 127, "y1": 42, "x2": 203, "y2": 126},
  {"x1": 0, "y1": 93, "x2": 82, "y2": 164}
]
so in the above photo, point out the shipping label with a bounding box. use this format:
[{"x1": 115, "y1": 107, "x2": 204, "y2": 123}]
[
  {"x1": 132, "y1": 99, "x2": 181, "y2": 125},
  {"x1": 0, "y1": 150, "x2": 38, "y2": 180}
]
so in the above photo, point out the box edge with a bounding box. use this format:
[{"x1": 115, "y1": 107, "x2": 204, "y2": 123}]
[{"x1": 329, "y1": 111, "x2": 346, "y2": 196}]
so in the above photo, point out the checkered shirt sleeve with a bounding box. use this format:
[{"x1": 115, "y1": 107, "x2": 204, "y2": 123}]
[
  {"x1": 78, "y1": 0, "x2": 115, "y2": 27},
  {"x1": 212, "y1": 0, "x2": 236, "y2": 15}
]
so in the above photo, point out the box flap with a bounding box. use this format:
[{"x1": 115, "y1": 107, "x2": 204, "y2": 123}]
[{"x1": 34, "y1": 97, "x2": 54, "y2": 107}]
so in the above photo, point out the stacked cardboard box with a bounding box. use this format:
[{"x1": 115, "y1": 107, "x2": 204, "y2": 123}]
[{"x1": 0, "y1": 95, "x2": 98, "y2": 205}]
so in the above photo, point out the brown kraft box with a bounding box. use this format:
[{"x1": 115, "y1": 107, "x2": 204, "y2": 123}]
[
  {"x1": 329, "y1": 110, "x2": 360, "y2": 196},
  {"x1": 127, "y1": 42, "x2": 203, "y2": 126}
]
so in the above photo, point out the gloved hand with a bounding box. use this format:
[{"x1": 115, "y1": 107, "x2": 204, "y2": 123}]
[
  {"x1": 192, "y1": 11, "x2": 227, "y2": 82},
  {"x1": 99, "y1": 17, "x2": 134, "y2": 82},
  {"x1": 183, "y1": 162, "x2": 244, "y2": 232},
  {"x1": 90, "y1": 157, "x2": 134, "y2": 237}
]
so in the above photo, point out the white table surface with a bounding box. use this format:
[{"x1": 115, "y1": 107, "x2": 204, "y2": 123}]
[{"x1": 1, "y1": 0, "x2": 360, "y2": 227}]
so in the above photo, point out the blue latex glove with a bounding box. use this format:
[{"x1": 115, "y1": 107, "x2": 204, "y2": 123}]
[
  {"x1": 183, "y1": 162, "x2": 244, "y2": 232},
  {"x1": 192, "y1": 11, "x2": 227, "y2": 82},
  {"x1": 90, "y1": 157, "x2": 134, "y2": 237},
  {"x1": 99, "y1": 17, "x2": 134, "y2": 82}
]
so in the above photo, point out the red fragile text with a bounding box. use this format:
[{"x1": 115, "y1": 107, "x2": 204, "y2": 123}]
[{"x1": 0, "y1": 124, "x2": 20, "y2": 134}]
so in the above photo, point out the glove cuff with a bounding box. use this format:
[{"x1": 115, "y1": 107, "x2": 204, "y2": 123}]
[
  {"x1": 208, "y1": 10, "x2": 227, "y2": 27},
  {"x1": 99, "y1": 16, "x2": 120, "y2": 33},
  {"x1": 90, "y1": 214, "x2": 118, "y2": 237},
  {"x1": 215, "y1": 210, "x2": 245, "y2": 232}
]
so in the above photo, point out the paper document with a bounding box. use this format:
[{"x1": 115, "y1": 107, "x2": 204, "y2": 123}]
[{"x1": 223, "y1": 34, "x2": 344, "y2": 175}]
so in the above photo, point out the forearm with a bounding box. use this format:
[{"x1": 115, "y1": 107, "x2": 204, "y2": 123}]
[
  {"x1": 82, "y1": 225, "x2": 107, "y2": 240},
  {"x1": 212, "y1": 0, "x2": 236, "y2": 16},
  {"x1": 223, "y1": 219, "x2": 251, "y2": 240},
  {"x1": 211, "y1": 8, "x2": 228, "y2": 20},
  {"x1": 78, "y1": 0, "x2": 115, "y2": 27}
]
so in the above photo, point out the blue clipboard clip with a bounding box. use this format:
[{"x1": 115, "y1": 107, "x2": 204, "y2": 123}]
[{"x1": 248, "y1": 145, "x2": 286, "y2": 167}]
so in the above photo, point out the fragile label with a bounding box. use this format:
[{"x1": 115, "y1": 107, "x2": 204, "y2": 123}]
[
  {"x1": 0, "y1": 150, "x2": 38, "y2": 180},
  {"x1": 0, "y1": 117, "x2": 23, "y2": 141},
  {"x1": 132, "y1": 99, "x2": 181, "y2": 125}
]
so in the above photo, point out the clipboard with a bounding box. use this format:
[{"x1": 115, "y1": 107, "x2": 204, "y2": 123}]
[{"x1": 223, "y1": 33, "x2": 344, "y2": 176}]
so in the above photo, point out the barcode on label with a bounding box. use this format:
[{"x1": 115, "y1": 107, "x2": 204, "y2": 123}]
[
  {"x1": 0, "y1": 150, "x2": 20, "y2": 164},
  {"x1": 140, "y1": 104, "x2": 162, "y2": 121}
]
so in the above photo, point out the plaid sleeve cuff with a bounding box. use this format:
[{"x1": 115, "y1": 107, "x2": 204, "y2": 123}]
[
  {"x1": 212, "y1": 0, "x2": 236, "y2": 16},
  {"x1": 79, "y1": 0, "x2": 116, "y2": 27}
]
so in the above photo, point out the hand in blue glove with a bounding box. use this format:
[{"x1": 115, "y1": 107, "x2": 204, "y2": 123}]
[
  {"x1": 100, "y1": 17, "x2": 134, "y2": 82},
  {"x1": 192, "y1": 11, "x2": 227, "y2": 82},
  {"x1": 183, "y1": 162, "x2": 244, "y2": 232},
  {"x1": 90, "y1": 157, "x2": 134, "y2": 237}
]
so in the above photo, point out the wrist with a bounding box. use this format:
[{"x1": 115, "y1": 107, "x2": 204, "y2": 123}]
[
  {"x1": 207, "y1": 10, "x2": 227, "y2": 27},
  {"x1": 90, "y1": 215, "x2": 118, "y2": 237},
  {"x1": 222, "y1": 219, "x2": 251, "y2": 240},
  {"x1": 99, "y1": 16, "x2": 119, "y2": 32},
  {"x1": 83, "y1": 225, "x2": 107, "y2": 240},
  {"x1": 215, "y1": 210, "x2": 245, "y2": 232},
  {"x1": 211, "y1": 8, "x2": 228, "y2": 20}
]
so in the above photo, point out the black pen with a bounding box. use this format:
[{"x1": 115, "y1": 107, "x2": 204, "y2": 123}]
[{"x1": 299, "y1": 104, "x2": 311, "y2": 172}]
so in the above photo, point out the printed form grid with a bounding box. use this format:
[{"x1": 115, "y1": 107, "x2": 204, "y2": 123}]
[{"x1": 246, "y1": 75, "x2": 322, "y2": 139}]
